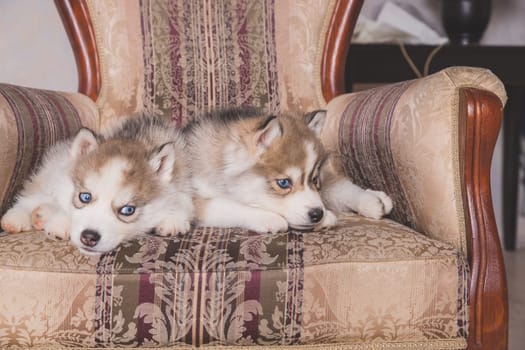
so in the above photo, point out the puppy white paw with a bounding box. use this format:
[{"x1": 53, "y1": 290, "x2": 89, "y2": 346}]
[
  {"x1": 314, "y1": 209, "x2": 338, "y2": 231},
  {"x1": 156, "y1": 215, "x2": 191, "y2": 237},
  {"x1": 32, "y1": 205, "x2": 71, "y2": 240},
  {"x1": 249, "y1": 211, "x2": 289, "y2": 233},
  {"x1": 357, "y1": 190, "x2": 393, "y2": 220},
  {"x1": 1, "y1": 207, "x2": 32, "y2": 233},
  {"x1": 370, "y1": 190, "x2": 393, "y2": 214}
]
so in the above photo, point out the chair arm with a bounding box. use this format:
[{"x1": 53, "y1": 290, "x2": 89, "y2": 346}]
[
  {"x1": 0, "y1": 83, "x2": 99, "y2": 216},
  {"x1": 323, "y1": 67, "x2": 509, "y2": 350},
  {"x1": 321, "y1": 66, "x2": 506, "y2": 255}
]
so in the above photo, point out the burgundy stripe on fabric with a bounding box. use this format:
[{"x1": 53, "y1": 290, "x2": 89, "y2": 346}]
[
  {"x1": 262, "y1": 0, "x2": 280, "y2": 115},
  {"x1": 1, "y1": 87, "x2": 37, "y2": 210},
  {"x1": 242, "y1": 269, "x2": 261, "y2": 341},
  {"x1": 284, "y1": 231, "x2": 304, "y2": 344},
  {"x1": 0, "y1": 84, "x2": 83, "y2": 215},
  {"x1": 138, "y1": 0, "x2": 280, "y2": 127},
  {"x1": 340, "y1": 91, "x2": 375, "y2": 183},
  {"x1": 136, "y1": 273, "x2": 155, "y2": 345},
  {"x1": 192, "y1": 230, "x2": 211, "y2": 346},
  {"x1": 94, "y1": 250, "x2": 117, "y2": 345},
  {"x1": 456, "y1": 253, "x2": 469, "y2": 338},
  {"x1": 238, "y1": 1, "x2": 251, "y2": 105},
  {"x1": 337, "y1": 82, "x2": 418, "y2": 230},
  {"x1": 165, "y1": 0, "x2": 185, "y2": 127},
  {"x1": 139, "y1": 0, "x2": 156, "y2": 120}
]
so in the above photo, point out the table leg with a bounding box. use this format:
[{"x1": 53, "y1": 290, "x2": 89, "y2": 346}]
[{"x1": 503, "y1": 86, "x2": 525, "y2": 251}]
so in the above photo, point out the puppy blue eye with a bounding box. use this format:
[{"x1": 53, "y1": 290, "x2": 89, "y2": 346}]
[
  {"x1": 79, "y1": 192, "x2": 92, "y2": 203},
  {"x1": 276, "y1": 178, "x2": 292, "y2": 189},
  {"x1": 119, "y1": 205, "x2": 136, "y2": 216}
]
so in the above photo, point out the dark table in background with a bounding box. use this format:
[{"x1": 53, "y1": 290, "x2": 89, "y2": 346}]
[{"x1": 345, "y1": 44, "x2": 525, "y2": 251}]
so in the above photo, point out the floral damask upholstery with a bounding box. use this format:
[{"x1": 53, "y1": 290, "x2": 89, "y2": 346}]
[
  {"x1": 0, "y1": 0, "x2": 507, "y2": 349},
  {"x1": 0, "y1": 214, "x2": 468, "y2": 348}
]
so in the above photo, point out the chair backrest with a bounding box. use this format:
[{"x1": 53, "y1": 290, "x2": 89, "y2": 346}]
[{"x1": 56, "y1": 0, "x2": 363, "y2": 129}]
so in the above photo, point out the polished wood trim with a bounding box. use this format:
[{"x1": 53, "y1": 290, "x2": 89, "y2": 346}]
[
  {"x1": 321, "y1": 0, "x2": 363, "y2": 102},
  {"x1": 461, "y1": 88, "x2": 508, "y2": 350},
  {"x1": 54, "y1": 0, "x2": 100, "y2": 101}
]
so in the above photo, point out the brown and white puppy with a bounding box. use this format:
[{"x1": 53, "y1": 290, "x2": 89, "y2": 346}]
[
  {"x1": 185, "y1": 107, "x2": 392, "y2": 233},
  {"x1": 1, "y1": 116, "x2": 194, "y2": 255}
]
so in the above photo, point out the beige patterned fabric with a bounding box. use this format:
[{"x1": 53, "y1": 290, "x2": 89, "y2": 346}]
[
  {"x1": 86, "y1": 0, "x2": 332, "y2": 129},
  {"x1": 0, "y1": 214, "x2": 467, "y2": 349},
  {"x1": 322, "y1": 67, "x2": 507, "y2": 253},
  {"x1": 274, "y1": 0, "x2": 332, "y2": 113},
  {"x1": 86, "y1": 0, "x2": 145, "y2": 129}
]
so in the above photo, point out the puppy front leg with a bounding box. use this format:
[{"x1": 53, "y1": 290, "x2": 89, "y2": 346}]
[
  {"x1": 197, "y1": 197, "x2": 288, "y2": 233},
  {"x1": 1, "y1": 204, "x2": 33, "y2": 233},
  {"x1": 154, "y1": 191, "x2": 194, "y2": 236},
  {"x1": 1, "y1": 194, "x2": 56, "y2": 234},
  {"x1": 323, "y1": 178, "x2": 393, "y2": 220},
  {"x1": 32, "y1": 203, "x2": 71, "y2": 240}
]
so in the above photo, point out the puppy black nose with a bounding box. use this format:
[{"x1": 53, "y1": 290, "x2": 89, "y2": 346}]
[
  {"x1": 80, "y1": 229, "x2": 100, "y2": 247},
  {"x1": 308, "y1": 208, "x2": 324, "y2": 223}
]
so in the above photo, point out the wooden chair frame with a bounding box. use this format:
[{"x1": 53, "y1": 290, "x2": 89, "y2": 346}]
[{"x1": 54, "y1": 1, "x2": 508, "y2": 349}]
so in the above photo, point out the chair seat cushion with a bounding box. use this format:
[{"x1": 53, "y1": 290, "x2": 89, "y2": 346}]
[{"x1": 0, "y1": 214, "x2": 467, "y2": 349}]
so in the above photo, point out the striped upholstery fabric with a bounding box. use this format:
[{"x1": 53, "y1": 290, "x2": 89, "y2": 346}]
[
  {"x1": 0, "y1": 214, "x2": 468, "y2": 349},
  {"x1": 335, "y1": 82, "x2": 417, "y2": 230},
  {"x1": 86, "y1": 0, "x2": 333, "y2": 129},
  {"x1": 0, "y1": 84, "x2": 98, "y2": 216},
  {"x1": 140, "y1": 0, "x2": 280, "y2": 126}
]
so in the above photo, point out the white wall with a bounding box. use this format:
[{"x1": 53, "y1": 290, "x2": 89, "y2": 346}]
[{"x1": 0, "y1": 0, "x2": 77, "y2": 91}]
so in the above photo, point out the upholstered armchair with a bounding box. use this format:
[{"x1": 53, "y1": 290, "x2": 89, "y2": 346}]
[{"x1": 0, "y1": 0, "x2": 507, "y2": 349}]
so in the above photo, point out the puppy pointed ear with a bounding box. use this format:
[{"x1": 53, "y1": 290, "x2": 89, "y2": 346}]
[
  {"x1": 149, "y1": 143, "x2": 176, "y2": 183},
  {"x1": 255, "y1": 116, "x2": 282, "y2": 153},
  {"x1": 304, "y1": 110, "x2": 327, "y2": 136},
  {"x1": 70, "y1": 128, "x2": 98, "y2": 159}
]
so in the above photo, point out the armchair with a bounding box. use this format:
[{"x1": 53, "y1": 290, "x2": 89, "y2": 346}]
[{"x1": 0, "y1": 0, "x2": 507, "y2": 349}]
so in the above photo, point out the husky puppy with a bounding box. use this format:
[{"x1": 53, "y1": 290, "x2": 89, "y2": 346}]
[
  {"x1": 1, "y1": 116, "x2": 194, "y2": 255},
  {"x1": 185, "y1": 108, "x2": 392, "y2": 233}
]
